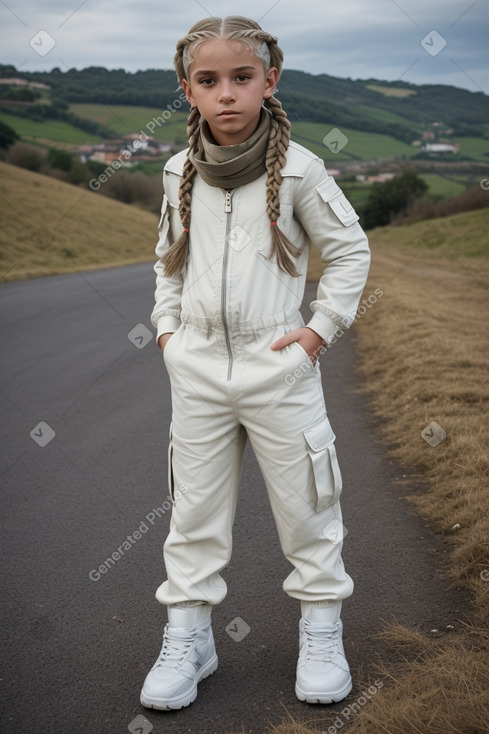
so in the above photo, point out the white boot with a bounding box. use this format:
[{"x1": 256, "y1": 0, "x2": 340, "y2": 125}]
[
  {"x1": 295, "y1": 602, "x2": 352, "y2": 704},
  {"x1": 140, "y1": 604, "x2": 218, "y2": 710}
]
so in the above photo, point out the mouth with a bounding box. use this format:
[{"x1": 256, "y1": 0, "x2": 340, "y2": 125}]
[{"x1": 218, "y1": 111, "x2": 239, "y2": 117}]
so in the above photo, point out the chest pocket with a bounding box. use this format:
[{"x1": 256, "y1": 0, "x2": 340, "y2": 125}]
[{"x1": 316, "y1": 178, "x2": 359, "y2": 227}]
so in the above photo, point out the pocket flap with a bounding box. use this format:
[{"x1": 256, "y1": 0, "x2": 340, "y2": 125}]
[
  {"x1": 329, "y1": 194, "x2": 359, "y2": 226},
  {"x1": 316, "y1": 177, "x2": 341, "y2": 203},
  {"x1": 303, "y1": 414, "x2": 335, "y2": 452}
]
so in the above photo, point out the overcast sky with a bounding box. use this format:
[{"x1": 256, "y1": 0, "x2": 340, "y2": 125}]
[{"x1": 1, "y1": 0, "x2": 487, "y2": 94}]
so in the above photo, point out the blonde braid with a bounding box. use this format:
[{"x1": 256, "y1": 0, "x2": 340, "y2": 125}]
[
  {"x1": 165, "y1": 17, "x2": 300, "y2": 277},
  {"x1": 161, "y1": 106, "x2": 199, "y2": 276},
  {"x1": 264, "y1": 96, "x2": 301, "y2": 276}
]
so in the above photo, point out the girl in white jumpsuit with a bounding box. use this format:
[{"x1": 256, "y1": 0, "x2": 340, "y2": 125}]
[{"x1": 141, "y1": 16, "x2": 370, "y2": 711}]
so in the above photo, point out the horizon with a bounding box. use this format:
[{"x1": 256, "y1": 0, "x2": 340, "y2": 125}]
[{"x1": 1, "y1": 62, "x2": 487, "y2": 98}]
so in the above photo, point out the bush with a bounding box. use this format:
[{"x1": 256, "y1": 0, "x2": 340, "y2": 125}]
[
  {"x1": 392, "y1": 184, "x2": 489, "y2": 225},
  {"x1": 362, "y1": 169, "x2": 429, "y2": 230},
  {"x1": 48, "y1": 148, "x2": 73, "y2": 172},
  {"x1": 101, "y1": 171, "x2": 162, "y2": 212},
  {"x1": 0, "y1": 120, "x2": 19, "y2": 149},
  {"x1": 6, "y1": 142, "x2": 46, "y2": 172}
]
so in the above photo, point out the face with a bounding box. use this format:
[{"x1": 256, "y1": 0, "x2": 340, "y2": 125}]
[{"x1": 181, "y1": 39, "x2": 279, "y2": 146}]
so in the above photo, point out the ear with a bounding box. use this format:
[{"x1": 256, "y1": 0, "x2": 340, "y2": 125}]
[
  {"x1": 181, "y1": 79, "x2": 196, "y2": 108},
  {"x1": 263, "y1": 66, "x2": 279, "y2": 99}
]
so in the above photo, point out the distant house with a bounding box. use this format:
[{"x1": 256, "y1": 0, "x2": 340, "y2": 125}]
[
  {"x1": 355, "y1": 172, "x2": 396, "y2": 183},
  {"x1": 79, "y1": 134, "x2": 172, "y2": 164},
  {"x1": 420, "y1": 122, "x2": 458, "y2": 155},
  {"x1": 423, "y1": 143, "x2": 459, "y2": 154},
  {"x1": 0, "y1": 77, "x2": 49, "y2": 90}
]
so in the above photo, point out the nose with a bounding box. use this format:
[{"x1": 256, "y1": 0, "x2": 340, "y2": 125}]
[{"x1": 218, "y1": 80, "x2": 236, "y2": 103}]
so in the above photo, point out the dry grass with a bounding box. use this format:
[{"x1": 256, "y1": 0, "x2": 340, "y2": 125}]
[
  {"x1": 0, "y1": 161, "x2": 158, "y2": 282},
  {"x1": 298, "y1": 209, "x2": 489, "y2": 734},
  {"x1": 345, "y1": 623, "x2": 489, "y2": 734},
  {"x1": 350, "y1": 221, "x2": 489, "y2": 619}
]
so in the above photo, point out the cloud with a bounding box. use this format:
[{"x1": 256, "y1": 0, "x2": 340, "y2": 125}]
[{"x1": 0, "y1": 0, "x2": 486, "y2": 92}]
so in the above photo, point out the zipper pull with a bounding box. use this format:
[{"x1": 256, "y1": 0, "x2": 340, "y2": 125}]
[{"x1": 224, "y1": 191, "x2": 232, "y2": 213}]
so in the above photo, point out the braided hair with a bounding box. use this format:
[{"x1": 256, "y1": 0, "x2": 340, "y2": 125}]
[{"x1": 163, "y1": 16, "x2": 300, "y2": 277}]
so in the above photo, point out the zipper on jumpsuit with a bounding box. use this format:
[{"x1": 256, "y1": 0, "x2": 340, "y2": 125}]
[{"x1": 222, "y1": 190, "x2": 234, "y2": 381}]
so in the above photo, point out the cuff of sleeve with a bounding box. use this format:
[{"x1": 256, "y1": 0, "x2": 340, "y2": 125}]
[
  {"x1": 156, "y1": 315, "x2": 181, "y2": 342},
  {"x1": 306, "y1": 313, "x2": 344, "y2": 344}
]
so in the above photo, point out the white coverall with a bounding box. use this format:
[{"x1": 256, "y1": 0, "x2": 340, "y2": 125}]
[{"x1": 151, "y1": 141, "x2": 370, "y2": 607}]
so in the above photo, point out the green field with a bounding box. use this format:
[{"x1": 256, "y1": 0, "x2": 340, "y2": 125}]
[
  {"x1": 337, "y1": 173, "x2": 468, "y2": 212},
  {"x1": 70, "y1": 103, "x2": 188, "y2": 143},
  {"x1": 69, "y1": 104, "x2": 418, "y2": 162},
  {"x1": 0, "y1": 110, "x2": 100, "y2": 146},
  {"x1": 420, "y1": 173, "x2": 466, "y2": 198},
  {"x1": 351, "y1": 104, "x2": 419, "y2": 128},
  {"x1": 457, "y1": 136, "x2": 489, "y2": 160},
  {"x1": 290, "y1": 121, "x2": 416, "y2": 162},
  {"x1": 4, "y1": 102, "x2": 488, "y2": 167}
]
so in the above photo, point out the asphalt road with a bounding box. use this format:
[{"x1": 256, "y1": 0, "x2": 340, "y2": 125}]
[{"x1": 0, "y1": 264, "x2": 468, "y2": 734}]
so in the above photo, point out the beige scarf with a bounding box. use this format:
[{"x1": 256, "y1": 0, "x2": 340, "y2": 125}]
[{"x1": 189, "y1": 108, "x2": 271, "y2": 189}]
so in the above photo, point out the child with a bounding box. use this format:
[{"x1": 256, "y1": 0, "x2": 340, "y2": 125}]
[{"x1": 141, "y1": 16, "x2": 370, "y2": 711}]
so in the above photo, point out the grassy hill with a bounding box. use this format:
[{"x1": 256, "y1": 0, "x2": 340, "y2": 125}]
[
  {"x1": 2, "y1": 63, "x2": 488, "y2": 138},
  {"x1": 1, "y1": 63, "x2": 488, "y2": 152},
  {"x1": 2, "y1": 159, "x2": 486, "y2": 285},
  {"x1": 0, "y1": 109, "x2": 101, "y2": 147},
  {"x1": 0, "y1": 161, "x2": 158, "y2": 282}
]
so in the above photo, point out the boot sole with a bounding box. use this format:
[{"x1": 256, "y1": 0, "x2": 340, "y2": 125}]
[
  {"x1": 295, "y1": 675, "x2": 352, "y2": 704},
  {"x1": 140, "y1": 654, "x2": 218, "y2": 710}
]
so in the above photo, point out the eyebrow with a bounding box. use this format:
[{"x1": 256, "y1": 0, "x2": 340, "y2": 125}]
[{"x1": 193, "y1": 65, "x2": 256, "y2": 77}]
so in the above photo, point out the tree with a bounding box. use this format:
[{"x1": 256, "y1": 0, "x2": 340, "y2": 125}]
[
  {"x1": 362, "y1": 169, "x2": 428, "y2": 229},
  {"x1": 48, "y1": 148, "x2": 73, "y2": 171},
  {"x1": 0, "y1": 120, "x2": 19, "y2": 149}
]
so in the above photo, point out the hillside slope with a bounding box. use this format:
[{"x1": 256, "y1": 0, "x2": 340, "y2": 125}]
[
  {"x1": 1, "y1": 63, "x2": 488, "y2": 140},
  {"x1": 0, "y1": 162, "x2": 159, "y2": 282}
]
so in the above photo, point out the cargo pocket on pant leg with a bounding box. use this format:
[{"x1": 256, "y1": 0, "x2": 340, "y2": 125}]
[
  {"x1": 303, "y1": 414, "x2": 342, "y2": 512},
  {"x1": 167, "y1": 421, "x2": 175, "y2": 504}
]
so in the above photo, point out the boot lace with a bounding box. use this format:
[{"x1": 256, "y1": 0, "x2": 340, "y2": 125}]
[
  {"x1": 304, "y1": 621, "x2": 340, "y2": 662},
  {"x1": 157, "y1": 624, "x2": 197, "y2": 668}
]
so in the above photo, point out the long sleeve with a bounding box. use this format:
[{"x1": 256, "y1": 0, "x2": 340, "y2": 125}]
[
  {"x1": 150, "y1": 181, "x2": 185, "y2": 341},
  {"x1": 293, "y1": 158, "x2": 371, "y2": 343}
]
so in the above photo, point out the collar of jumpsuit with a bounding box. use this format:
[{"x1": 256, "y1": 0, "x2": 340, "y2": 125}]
[{"x1": 189, "y1": 107, "x2": 271, "y2": 189}]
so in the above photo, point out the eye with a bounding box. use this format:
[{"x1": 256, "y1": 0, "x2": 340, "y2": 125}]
[
  {"x1": 235, "y1": 74, "x2": 250, "y2": 82},
  {"x1": 199, "y1": 77, "x2": 215, "y2": 86}
]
